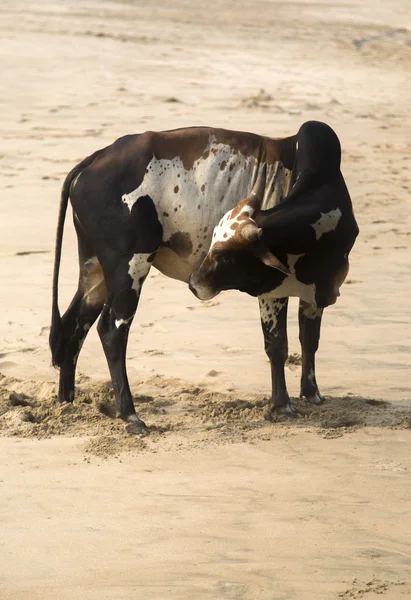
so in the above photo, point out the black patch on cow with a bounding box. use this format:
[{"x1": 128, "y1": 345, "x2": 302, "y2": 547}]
[{"x1": 125, "y1": 195, "x2": 163, "y2": 255}]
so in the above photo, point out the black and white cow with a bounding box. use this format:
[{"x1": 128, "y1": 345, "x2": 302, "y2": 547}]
[{"x1": 50, "y1": 121, "x2": 358, "y2": 432}]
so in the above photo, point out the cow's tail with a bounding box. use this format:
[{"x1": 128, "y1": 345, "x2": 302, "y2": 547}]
[{"x1": 49, "y1": 169, "x2": 77, "y2": 367}]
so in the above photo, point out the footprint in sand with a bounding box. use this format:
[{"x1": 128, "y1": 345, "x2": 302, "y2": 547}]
[
  {"x1": 15, "y1": 250, "x2": 50, "y2": 256},
  {"x1": 206, "y1": 370, "x2": 223, "y2": 377},
  {"x1": 186, "y1": 301, "x2": 221, "y2": 310},
  {"x1": 217, "y1": 344, "x2": 242, "y2": 354}
]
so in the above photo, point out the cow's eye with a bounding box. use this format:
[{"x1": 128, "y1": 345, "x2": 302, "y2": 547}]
[{"x1": 218, "y1": 254, "x2": 232, "y2": 265}]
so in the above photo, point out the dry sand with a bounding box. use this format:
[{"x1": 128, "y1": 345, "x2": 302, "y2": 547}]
[{"x1": 0, "y1": 0, "x2": 411, "y2": 598}]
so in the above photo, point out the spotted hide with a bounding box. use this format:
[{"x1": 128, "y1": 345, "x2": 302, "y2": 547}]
[{"x1": 50, "y1": 121, "x2": 358, "y2": 430}]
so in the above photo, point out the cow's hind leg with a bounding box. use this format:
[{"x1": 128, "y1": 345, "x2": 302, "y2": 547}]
[
  {"x1": 97, "y1": 254, "x2": 152, "y2": 433},
  {"x1": 299, "y1": 300, "x2": 324, "y2": 405},
  {"x1": 58, "y1": 254, "x2": 106, "y2": 403},
  {"x1": 258, "y1": 295, "x2": 297, "y2": 419}
]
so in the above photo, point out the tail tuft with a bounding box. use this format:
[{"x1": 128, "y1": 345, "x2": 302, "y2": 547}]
[{"x1": 49, "y1": 311, "x2": 65, "y2": 368}]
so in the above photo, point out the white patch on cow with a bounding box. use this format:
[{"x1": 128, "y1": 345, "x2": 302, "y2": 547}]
[
  {"x1": 287, "y1": 253, "x2": 304, "y2": 275},
  {"x1": 257, "y1": 254, "x2": 316, "y2": 306},
  {"x1": 301, "y1": 303, "x2": 323, "y2": 319},
  {"x1": 211, "y1": 204, "x2": 255, "y2": 248},
  {"x1": 310, "y1": 208, "x2": 342, "y2": 241},
  {"x1": 259, "y1": 276, "x2": 316, "y2": 307},
  {"x1": 122, "y1": 136, "x2": 259, "y2": 263},
  {"x1": 258, "y1": 297, "x2": 285, "y2": 332},
  {"x1": 115, "y1": 316, "x2": 133, "y2": 329},
  {"x1": 111, "y1": 253, "x2": 152, "y2": 328},
  {"x1": 128, "y1": 253, "x2": 152, "y2": 292}
]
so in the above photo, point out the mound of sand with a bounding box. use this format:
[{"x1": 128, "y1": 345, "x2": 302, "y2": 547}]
[{"x1": 1, "y1": 372, "x2": 410, "y2": 458}]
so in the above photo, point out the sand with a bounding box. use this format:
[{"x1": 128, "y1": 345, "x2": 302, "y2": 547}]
[{"x1": 0, "y1": 0, "x2": 411, "y2": 597}]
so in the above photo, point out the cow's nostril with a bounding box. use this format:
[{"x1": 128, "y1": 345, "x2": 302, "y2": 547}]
[{"x1": 188, "y1": 282, "x2": 198, "y2": 297}]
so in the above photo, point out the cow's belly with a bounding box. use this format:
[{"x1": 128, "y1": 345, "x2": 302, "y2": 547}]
[{"x1": 153, "y1": 247, "x2": 201, "y2": 283}]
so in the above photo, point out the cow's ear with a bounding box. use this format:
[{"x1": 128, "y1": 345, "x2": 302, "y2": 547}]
[{"x1": 254, "y1": 247, "x2": 291, "y2": 275}]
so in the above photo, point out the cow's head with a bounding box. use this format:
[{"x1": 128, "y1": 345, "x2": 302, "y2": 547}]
[{"x1": 189, "y1": 170, "x2": 291, "y2": 301}]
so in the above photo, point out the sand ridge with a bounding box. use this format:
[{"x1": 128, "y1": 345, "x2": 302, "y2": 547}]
[{"x1": 1, "y1": 373, "x2": 410, "y2": 459}]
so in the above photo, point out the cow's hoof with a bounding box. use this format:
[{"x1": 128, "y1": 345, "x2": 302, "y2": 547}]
[
  {"x1": 124, "y1": 414, "x2": 148, "y2": 435},
  {"x1": 264, "y1": 403, "x2": 299, "y2": 422},
  {"x1": 303, "y1": 392, "x2": 324, "y2": 405},
  {"x1": 57, "y1": 392, "x2": 74, "y2": 404}
]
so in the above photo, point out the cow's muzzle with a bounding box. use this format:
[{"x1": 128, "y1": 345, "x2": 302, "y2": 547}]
[
  {"x1": 188, "y1": 273, "x2": 218, "y2": 302},
  {"x1": 188, "y1": 281, "x2": 200, "y2": 298}
]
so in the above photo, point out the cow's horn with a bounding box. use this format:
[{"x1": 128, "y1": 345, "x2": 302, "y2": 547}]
[
  {"x1": 250, "y1": 164, "x2": 267, "y2": 203},
  {"x1": 241, "y1": 222, "x2": 263, "y2": 242}
]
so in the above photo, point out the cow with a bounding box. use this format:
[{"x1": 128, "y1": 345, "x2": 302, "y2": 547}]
[{"x1": 50, "y1": 120, "x2": 358, "y2": 433}]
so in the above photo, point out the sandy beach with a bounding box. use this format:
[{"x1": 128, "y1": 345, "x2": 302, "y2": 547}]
[{"x1": 0, "y1": 0, "x2": 410, "y2": 598}]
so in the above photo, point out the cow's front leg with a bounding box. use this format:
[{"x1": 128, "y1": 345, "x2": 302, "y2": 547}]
[
  {"x1": 298, "y1": 300, "x2": 324, "y2": 405},
  {"x1": 258, "y1": 295, "x2": 297, "y2": 419}
]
